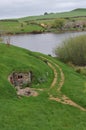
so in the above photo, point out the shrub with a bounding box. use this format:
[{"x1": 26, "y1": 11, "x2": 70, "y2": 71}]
[
  {"x1": 52, "y1": 18, "x2": 65, "y2": 30},
  {"x1": 54, "y1": 35, "x2": 86, "y2": 66}
]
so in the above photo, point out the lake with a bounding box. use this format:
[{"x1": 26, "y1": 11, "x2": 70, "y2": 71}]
[{"x1": 3, "y1": 31, "x2": 86, "y2": 56}]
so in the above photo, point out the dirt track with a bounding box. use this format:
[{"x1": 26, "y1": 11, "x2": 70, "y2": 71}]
[{"x1": 42, "y1": 56, "x2": 86, "y2": 111}]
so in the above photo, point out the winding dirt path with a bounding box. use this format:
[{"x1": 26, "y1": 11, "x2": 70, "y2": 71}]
[
  {"x1": 41, "y1": 56, "x2": 86, "y2": 111},
  {"x1": 47, "y1": 62, "x2": 58, "y2": 88},
  {"x1": 50, "y1": 94, "x2": 86, "y2": 111}
]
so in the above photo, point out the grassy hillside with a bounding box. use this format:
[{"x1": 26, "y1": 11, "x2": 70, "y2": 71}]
[
  {"x1": 20, "y1": 8, "x2": 86, "y2": 21},
  {"x1": 0, "y1": 20, "x2": 44, "y2": 34},
  {"x1": 0, "y1": 43, "x2": 86, "y2": 130},
  {"x1": 0, "y1": 8, "x2": 86, "y2": 35}
]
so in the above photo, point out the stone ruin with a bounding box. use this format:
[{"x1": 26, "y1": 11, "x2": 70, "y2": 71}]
[
  {"x1": 9, "y1": 71, "x2": 38, "y2": 97},
  {"x1": 10, "y1": 71, "x2": 33, "y2": 87}
]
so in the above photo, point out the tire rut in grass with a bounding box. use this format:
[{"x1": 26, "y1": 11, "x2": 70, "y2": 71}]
[{"x1": 41, "y1": 56, "x2": 86, "y2": 111}]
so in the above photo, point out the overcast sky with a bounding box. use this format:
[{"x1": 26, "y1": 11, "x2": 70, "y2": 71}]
[{"x1": 0, "y1": 0, "x2": 86, "y2": 19}]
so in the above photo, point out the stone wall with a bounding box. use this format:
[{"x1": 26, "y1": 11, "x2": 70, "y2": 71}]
[{"x1": 10, "y1": 71, "x2": 33, "y2": 87}]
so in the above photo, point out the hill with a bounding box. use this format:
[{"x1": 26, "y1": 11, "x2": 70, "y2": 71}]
[
  {"x1": 0, "y1": 43, "x2": 86, "y2": 130},
  {"x1": 0, "y1": 8, "x2": 86, "y2": 35},
  {"x1": 19, "y1": 8, "x2": 86, "y2": 21},
  {"x1": 72, "y1": 8, "x2": 86, "y2": 12}
]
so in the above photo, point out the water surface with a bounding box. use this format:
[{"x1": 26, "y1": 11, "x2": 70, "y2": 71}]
[{"x1": 3, "y1": 31, "x2": 86, "y2": 55}]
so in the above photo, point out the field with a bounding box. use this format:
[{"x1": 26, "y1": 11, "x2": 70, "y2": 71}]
[
  {"x1": 20, "y1": 8, "x2": 86, "y2": 21},
  {"x1": 0, "y1": 21, "x2": 44, "y2": 34},
  {"x1": 0, "y1": 43, "x2": 86, "y2": 130},
  {"x1": 0, "y1": 8, "x2": 86, "y2": 35}
]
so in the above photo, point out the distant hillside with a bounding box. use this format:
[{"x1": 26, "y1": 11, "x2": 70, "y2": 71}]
[
  {"x1": 19, "y1": 8, "x2": 86, "y2": 21},
  {"x1": 72, "y1": 8, "x2": 86, "y2": 12},
  {"x1": 0, "y1": 8, "x2": 85, "y2": 35}
]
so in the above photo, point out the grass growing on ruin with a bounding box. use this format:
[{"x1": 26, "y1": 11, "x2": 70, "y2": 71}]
[{"x1": 0, "y1": 43, "x2": 53, "y2": 99}]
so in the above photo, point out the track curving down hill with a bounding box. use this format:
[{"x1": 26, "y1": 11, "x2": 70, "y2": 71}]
[{"x1": 40, "y1": 56, "x2": 86, "y2": 111}]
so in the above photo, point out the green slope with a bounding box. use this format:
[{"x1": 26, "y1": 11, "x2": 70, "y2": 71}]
[
  {"x1": 0, "y1": 21, "x2": 44, "y2": 34},
  {"x1": 0, "y1": 8, "x2": 85, "y2": 34},
  {"x1": 0, "y1": 43, "x2": 86, "y2": 130},
  {"x1": 20, "y1": 8, "x2": 86, "y2": 21},
  {"x1": 0, "y1": 43, "x2": 53, "y2": 99}
]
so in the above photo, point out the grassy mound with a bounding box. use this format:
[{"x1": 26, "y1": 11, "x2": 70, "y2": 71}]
[
  {"x1": 0, "y1": 43, "x2": 86, "y2": 130},
  {"x1": 0, "y1": 43, "x2": 53, "y2": 99}
]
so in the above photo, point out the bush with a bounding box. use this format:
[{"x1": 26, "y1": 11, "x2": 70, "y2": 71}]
[
  {"x1": 52, "y1": 18, "x2": 65, "y2": 30},
  {"x1": 54, "y1": 35, "x2": 86, "y2": 66}
]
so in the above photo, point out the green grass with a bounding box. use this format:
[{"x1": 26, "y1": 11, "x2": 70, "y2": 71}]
[
  {"x1": 41, "y1": 54, "x2": 86, "y2": 107},
  {"x1": 0, "y1": 8, "x2": 86, "y2": 34},
  {"x1": 1, "y1": 43, "x2": 86, "y2": 129},
  {"x1": 20, "y1": 8, "x2": 86, "y2": 21},
  {"x1": 0, "y1": 21, "x2": 44, "y2": 34},
  {"x1": 0, "y1": 44, "x2": 53, "y2": 99}
]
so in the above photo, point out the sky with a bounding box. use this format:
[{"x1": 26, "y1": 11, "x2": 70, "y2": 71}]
[{"x1": 0, "y1": 0, "x2": 86, "y2": 19}]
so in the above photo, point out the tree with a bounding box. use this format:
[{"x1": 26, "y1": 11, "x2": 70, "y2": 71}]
[{"x1": 44, "y1": 12, "x2": 48, "y2": 15}]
